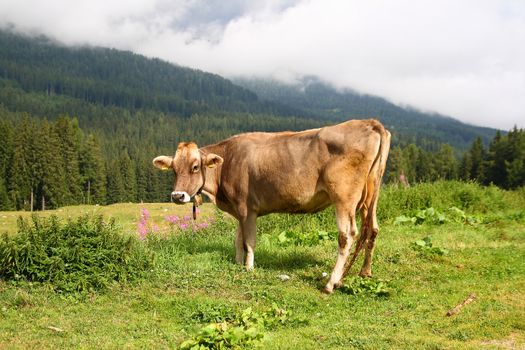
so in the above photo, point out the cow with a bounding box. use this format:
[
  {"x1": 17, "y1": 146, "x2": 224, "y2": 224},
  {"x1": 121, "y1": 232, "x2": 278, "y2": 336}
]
[{"x1": 153, "y1": 119, "x2": 391, "y2": 293}]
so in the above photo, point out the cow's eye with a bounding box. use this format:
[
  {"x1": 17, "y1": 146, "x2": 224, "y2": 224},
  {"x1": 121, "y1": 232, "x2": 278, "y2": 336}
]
[{"x1": 192, "y1": 165, "x2": 199, "y2": 173}]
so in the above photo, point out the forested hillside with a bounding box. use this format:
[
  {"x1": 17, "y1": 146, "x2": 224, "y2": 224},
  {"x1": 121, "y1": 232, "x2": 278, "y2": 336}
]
[
  {"x1": 0, "y1": 30, "x2": 497, "y2": 150},
  {"x1": 0, "y1": 29, "x2": 523, "y2": 211},
  {"x1": 0, "y1": 30, "x2": 303, "y2": 118}
]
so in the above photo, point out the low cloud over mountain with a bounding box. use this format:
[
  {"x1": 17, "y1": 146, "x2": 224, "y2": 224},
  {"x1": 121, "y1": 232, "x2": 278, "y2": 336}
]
[{"x1": 1, "y1": 0, "x2": 524, "y2": 129}]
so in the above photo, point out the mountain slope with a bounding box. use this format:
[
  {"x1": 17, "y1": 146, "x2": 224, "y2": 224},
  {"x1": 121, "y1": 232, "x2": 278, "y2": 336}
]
[
  {"x1": 0, "y1": 29, "x2": 497, "y2": 150},
  {"x1": 235, "y1": 77, "x2": 497, "y2": 150},
  {"x1": 0, "y1": 30, "x2": 303, "y2": 118}
]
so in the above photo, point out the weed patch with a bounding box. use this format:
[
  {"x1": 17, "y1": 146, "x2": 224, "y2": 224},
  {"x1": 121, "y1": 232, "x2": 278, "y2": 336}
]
[
  {"x1": 0, "y1": 215, "x2": 154, "y2": 293},
  {"x1": 190, "y1": 304, "x2": 238, "y2": 324},
  {"x1": 179, "y1": 321, "x2": 263, "y2": 349},
  {"x1": 394, "y1": 207, "x2": 481, "y2": 225},
  {"x1": 179, "y1": 304, "x2": 306, "y2": 349},
  {"x1": 410, "y1": 236, "x2": 448, "y2": 257},
  {"x1": 339, "y1": 276, "x2": 391, "y2": 297},
  {"x1": 276, "y1": 229, "x2": 337, "y2": 246}
]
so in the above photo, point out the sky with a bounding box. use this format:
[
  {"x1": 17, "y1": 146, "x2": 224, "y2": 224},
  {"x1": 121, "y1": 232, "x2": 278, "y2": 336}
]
[{"x1": 1, "y1": 0, "x2": 524, "y2": 129}]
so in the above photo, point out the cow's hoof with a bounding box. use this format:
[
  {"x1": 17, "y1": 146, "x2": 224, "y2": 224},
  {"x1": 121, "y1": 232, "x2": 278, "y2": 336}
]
[
  {"x1": 358, "y1": 270, "x2": 372, "y2": 278},
  {"x1": 322, "y1": 284, "x2": 334, "y2": 294},
  {"x1": 322, "y1": 287, "x2": 333, "y2": 294}
]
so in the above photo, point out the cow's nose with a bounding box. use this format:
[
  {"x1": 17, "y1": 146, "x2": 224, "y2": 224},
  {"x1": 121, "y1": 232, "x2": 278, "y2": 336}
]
[
  {"x1": 171, "y1": 191, "x2": 190, "y2": 203},
  {"x1": 172, "y1": 192, "x2": 184, "y2": 202}
]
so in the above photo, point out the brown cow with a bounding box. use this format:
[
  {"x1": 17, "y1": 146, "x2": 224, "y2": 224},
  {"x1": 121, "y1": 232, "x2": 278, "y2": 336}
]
[{"x1": 153, "y1": 119, "x2": 390, "y2": 293}]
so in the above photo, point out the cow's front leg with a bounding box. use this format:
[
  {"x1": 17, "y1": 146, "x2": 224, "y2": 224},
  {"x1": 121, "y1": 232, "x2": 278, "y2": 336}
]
[
  {"x1": 324, "y1": 205, "x2": 357, "y2": 293},
  {"x1": 235, "y1": 225, "x2": 245, "y2": 265},
  {"x1": 240, "y1": 213, "x2": 257, "y2": 270}
]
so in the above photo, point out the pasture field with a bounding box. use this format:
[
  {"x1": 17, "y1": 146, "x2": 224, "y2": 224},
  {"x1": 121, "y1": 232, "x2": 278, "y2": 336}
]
[{"x1": 0, "y1": 181, "x2": 524, "y2": 349}]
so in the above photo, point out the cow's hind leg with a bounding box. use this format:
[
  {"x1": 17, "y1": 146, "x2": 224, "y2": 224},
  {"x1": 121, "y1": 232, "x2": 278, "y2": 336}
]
[
  {"x1": 359, "y1": 199, "x2": 379, "y2": 277},
  {"x1": 324, "y1": 204, "x2": 358, "y2": 294}
]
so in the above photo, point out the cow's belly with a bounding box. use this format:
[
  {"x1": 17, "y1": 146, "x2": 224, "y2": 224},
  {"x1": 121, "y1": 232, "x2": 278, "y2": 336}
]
[{"x1": 255, "y1": 186, "x2": 332, "y2": 216}]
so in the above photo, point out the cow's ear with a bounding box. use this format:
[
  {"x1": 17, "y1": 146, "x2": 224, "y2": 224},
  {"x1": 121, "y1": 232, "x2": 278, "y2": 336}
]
[
  {"x1": 204, "y1": 153, "x2": 223, "y2": 168},
  {"x1": 152, "y1": 156, "x2": 173, "y2": 170}
]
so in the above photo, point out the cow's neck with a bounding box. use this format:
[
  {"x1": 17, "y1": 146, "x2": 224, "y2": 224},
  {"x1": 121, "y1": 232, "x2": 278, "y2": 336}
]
[
  {"x1": 200, "y1": 144, "x2": 224, "y2": 204},
  {"x1": 201, "y1": 165, "x2": 220, "y2": 203}
]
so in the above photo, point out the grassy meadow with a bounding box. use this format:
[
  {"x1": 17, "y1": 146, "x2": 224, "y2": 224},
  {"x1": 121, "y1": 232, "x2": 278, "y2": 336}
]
[{"x1": 1, "y1": 181, "x2": 524, "y2": 349}]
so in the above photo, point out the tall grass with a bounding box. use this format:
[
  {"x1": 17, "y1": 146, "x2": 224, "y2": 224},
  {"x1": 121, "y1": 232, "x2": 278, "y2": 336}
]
[
  {"x1": 256, "y1": 181, "x2": 525, "y2": 235},
  {"x1": 0, "y1": 215, "x2": 154, "y2": 293},
  {"x1": 378, "y1": 180, "x2": 525, "y2": 221}
]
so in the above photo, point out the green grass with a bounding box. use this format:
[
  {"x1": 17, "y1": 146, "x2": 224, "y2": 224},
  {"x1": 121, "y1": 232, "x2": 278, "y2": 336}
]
[
  {"x1": 0, "y1": 202, "x2": 217, "y2": 236},
  {"x1": 1, "y1": 181, "x2": 524, "y2": 349}
]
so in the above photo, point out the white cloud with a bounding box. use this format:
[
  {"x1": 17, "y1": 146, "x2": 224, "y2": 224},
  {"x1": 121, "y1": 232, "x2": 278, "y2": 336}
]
[{"x1": 1, "y1": 0, "x2": 524, "y2": 129}]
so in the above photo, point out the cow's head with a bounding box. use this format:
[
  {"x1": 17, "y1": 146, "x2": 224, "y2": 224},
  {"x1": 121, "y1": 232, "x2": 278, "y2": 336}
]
[{"x1": 152, "y1": 142, "x2": 223, "y2": 204}]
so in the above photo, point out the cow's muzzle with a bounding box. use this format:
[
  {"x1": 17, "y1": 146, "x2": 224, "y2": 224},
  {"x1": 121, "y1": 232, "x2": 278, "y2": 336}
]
[{"x1": 171, "y1": 191, "x2": 191, "y2": 204}]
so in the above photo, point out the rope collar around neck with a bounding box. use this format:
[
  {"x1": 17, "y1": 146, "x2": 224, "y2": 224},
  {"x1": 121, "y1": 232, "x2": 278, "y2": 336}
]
[{"x1": 192, "y1": 160, "x2": 207, "y2": 220}]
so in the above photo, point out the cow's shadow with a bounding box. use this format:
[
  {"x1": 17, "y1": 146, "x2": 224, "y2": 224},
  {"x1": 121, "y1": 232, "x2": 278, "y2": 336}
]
[
  {"x1": 183, "y1": 238, "x2": 323, "y2": 271},
  {"x1": 254, "y1": 248, "x2": 324, "y2": 271}
]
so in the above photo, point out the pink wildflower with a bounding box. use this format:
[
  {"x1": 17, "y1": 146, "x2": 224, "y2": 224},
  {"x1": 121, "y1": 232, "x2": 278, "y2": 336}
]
[
  {"x1": 137, "y1": 207, "x2": 156, "y2": 240},
  {"x1": 137, "y1": 221, "x2": 148, "y2": 240},
  {"x1": 179, "y1": 223, "x2": 189, "y2": 230},
  {"x1": 165, "y1": 215, "x2": 180, "y2": 224}
]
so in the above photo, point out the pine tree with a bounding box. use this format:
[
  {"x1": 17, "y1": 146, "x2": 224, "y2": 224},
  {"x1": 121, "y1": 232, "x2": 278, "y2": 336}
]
[
  {"x1": 145, "y1": 164, "x2": 160, "y2": 202},
  {"x1": 34, "y1": 120, "x2": 68, "y2": 209},
  {"x1": 119, "y1": 150, "x2": 137, "y2": 202},
  {"x1": 0, "y1": 120, "x2": 13, "y2": 176},
  {"x1": 54, "y1": 116, "x2": 83, "y2": 204},
  {"x1": 106, "y1": 160, "x2": 125, "y2": 204},
  {"x1": 402, "y1": 144, "x2": 419, "y2": 184},
  {"x1": 135, "y1": 156, "x2": 148, "y2": 203},
  {"x1": 0, "y1": 177, "x2": 10, "y2": 210},
  {"x1": 8, "y1": 116, "x2": 35, "y2": 210},
  {"x1": 504, "y1": 126, "x2": 525, "y2": 188},
  {"x1": 415, "y1": 148, "x2": 436, "y2": 182},
  {"x1": 507, "y1": 126, "x2": 523, "y2": 161},
  {"x1": 484, "y1": 132, "x2": 507, "y2": 187},
  {"x1": 80, "y1": 134, "x2": 107, "y2": 204},
  {"x1": 385, "y1": 145, "x2": 403, "y2": 184},
  {"x1": 434, "y1": 144, "x2": 458, "y2": 180},
  {"x1": 507, "y1": 158, "x2": 525, "y2": 188},
  {"x1": 469, "y1": 137, "x2": 486, "y2": 182},
  {"x1": 0, "y1": 119, "x2": 14, "y2": 209},
  {"x1": 459, "y1": 152, "x2": 472, "y2": 181}
]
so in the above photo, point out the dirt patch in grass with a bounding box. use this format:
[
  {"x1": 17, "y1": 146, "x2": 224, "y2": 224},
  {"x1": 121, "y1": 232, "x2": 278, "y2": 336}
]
[{"x1": 480, "y1": 332, "x2": 525, "y2": 349}]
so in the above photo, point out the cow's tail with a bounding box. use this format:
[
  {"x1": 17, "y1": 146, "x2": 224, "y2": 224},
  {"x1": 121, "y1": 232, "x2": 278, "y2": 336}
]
[{"x1": 343, "y1": 121, "x2": 390, "y2": 278}]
